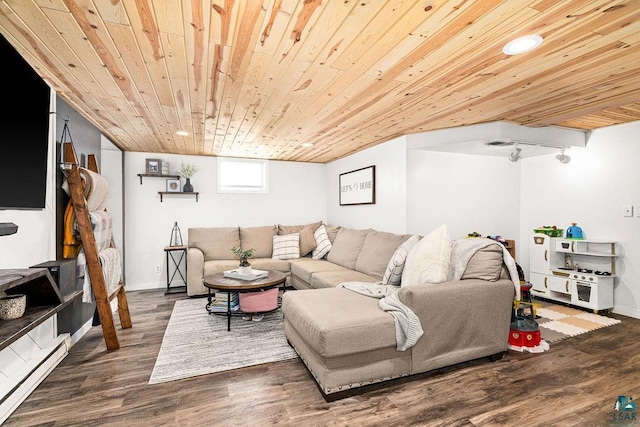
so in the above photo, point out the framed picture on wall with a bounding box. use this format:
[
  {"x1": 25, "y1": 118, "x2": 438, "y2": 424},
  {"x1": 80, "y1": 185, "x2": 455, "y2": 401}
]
[
  {"x1": 146, "y1": 158, "x2": 162, "y2": 175},
  {"x1": 339, "y1": 165, "x2": 375, "y2": 206},
  {"x1": 166, "y1": 179, "x2": 181, "y2": 192}
]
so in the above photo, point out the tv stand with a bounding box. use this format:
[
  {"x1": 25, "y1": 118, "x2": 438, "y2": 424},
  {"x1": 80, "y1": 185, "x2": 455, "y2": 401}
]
[{"x1": 0, "y1": 268, "x2": 83, "y2": 423}]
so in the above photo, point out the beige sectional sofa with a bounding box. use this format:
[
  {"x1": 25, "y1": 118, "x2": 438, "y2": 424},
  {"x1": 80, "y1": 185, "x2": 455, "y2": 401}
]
[{"x1": 187, "y1": 223, "x2": 517, "y2": 400}]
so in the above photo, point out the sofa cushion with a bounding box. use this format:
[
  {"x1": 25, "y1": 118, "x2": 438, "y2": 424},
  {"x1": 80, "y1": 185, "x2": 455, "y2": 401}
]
[
  {"x1": 325, "y1": 225, "x2": 341, "y2": 244},
  {"x1": 282, "y1": 288, "x2": 398, "y2": 358},
  {"x1": 203, "y1": 259, "x2": 243, "y2": 277},
  {"x1": 272, "y1": 233, "x2": 300, "y2": 260},
  {"x1": 356, "y1": 230, "x2": 412, "y2": 280},
  {"x1": 311, "y1": 270, "x2": 378, "y2": 289},
  {"x1": 312, "y1": 225, "x2": 332, "y2": 260},
  {"x1": 382, "y1": 235, "x2": 420, "y2": 286},
  {"x1": 248, "y1": 258, "x2": 291, "y2": 273},
  {"x1": 326, "y1": 228, "x2": 369, "y2": 269},
  {"x1": 401, "y1": 224, "x2": 451, "y2": 286},
  {"x1": 289, "y1": 258, "x2": 349, "y2": 284},
  {"x1": 461, "y1": 243, "x2": 504, "y2": 281},
  {"x1": 189, "y1": 227, "x2": 240, "y2": 261},
  {"x1": 240, "y1": 225, "x2": 277, "y2": 258},
  {"x1": 277, "y1": 221, "x2": 322, "y2": 235},
  {"x1": 298, "y1": 225, "x2": 318, "y2": 257}
]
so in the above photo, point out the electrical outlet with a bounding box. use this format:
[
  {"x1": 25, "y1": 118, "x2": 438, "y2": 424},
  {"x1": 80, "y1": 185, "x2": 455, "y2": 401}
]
[
  {"x1": 155, "y1": 265, "x2": 161, "y2": 273},
  {"x1": 623, "y1": 205, "x2": 633, "y2": 217}
]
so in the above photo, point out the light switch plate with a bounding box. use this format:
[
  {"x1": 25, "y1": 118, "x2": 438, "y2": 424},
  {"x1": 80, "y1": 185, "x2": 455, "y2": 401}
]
[
  {"x1": 636, "y1": 205, "x2": 640, "y2": 217},
  {"x1": 623, "y1": 205, "x2": 633, "y2": 217}
]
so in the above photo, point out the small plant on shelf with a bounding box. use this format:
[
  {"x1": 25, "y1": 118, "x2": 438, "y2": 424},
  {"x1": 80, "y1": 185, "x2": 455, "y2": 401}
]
[
  {"x1": 179, "y1": 163, "x2": 198, "y2": 178},
  {"x1": 231, "y1": 246, "x2": 255, "y2": 267},
  {"x1": 179, "y1": 163, "x2": 198, "y2": 192}
]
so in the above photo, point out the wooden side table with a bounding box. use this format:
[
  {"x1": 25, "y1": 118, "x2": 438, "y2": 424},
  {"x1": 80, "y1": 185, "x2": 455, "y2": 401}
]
[{"x1": 164, "y1": 246, "x2": 187, "y2": 294}]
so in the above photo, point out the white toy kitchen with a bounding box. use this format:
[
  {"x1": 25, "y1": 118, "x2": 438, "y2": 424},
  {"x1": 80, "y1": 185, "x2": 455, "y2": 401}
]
[{"x1": 529, "y1": 234, "x2": 619, "y2": 313}]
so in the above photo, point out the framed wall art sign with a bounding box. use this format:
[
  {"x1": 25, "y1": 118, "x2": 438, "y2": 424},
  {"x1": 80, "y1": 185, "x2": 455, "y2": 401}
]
[
  {"x1": 146, "y1": 158, "x2": 162, "y2": 174},
  {"x1": 339, "y1": 165, "x2": 375, "y2": 206}
]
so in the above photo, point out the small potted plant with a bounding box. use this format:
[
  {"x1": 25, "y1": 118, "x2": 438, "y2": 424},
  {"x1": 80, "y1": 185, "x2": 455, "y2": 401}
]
[
  {"x1": 179, "y1": 162, "x2": 198, "y2": 192},
  {"x1": 232, "y1": 246, "x2": 255, "y2": 275}
]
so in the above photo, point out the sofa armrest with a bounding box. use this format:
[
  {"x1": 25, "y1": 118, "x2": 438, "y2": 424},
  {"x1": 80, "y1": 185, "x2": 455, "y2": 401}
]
[
  {"x1": 397, "y1": 279, "x2": 514, "y2": 373},
  {"x1": 187, "y1": 247, "x2": 205, "y2": 296}
]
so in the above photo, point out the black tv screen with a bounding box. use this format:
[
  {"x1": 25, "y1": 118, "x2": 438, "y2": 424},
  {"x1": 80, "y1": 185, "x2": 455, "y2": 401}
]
[{"x1": 0, "y1": 34, "x2": 50, "y2": 210}]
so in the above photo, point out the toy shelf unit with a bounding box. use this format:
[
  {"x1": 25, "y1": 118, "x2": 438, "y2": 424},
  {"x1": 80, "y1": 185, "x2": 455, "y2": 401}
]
[{"x1": 529, "y1": 233, "x2": 619, "y2": 313}]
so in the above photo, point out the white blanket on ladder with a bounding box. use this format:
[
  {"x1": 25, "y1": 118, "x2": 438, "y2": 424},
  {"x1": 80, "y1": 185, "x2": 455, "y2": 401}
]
[{"x1": 77, "y1": 247, "x2": 122, "y2": 303}]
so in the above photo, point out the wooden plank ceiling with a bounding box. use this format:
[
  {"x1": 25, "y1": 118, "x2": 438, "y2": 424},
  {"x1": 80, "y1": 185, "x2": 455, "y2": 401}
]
[{"x1": 1, "y1": 0, "x2": 639, "y2": 163}]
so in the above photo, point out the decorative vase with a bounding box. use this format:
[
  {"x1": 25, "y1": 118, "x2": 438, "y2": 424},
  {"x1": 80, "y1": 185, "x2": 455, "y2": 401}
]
[
  {"x1": 0, "y1": 294, "x2": 27, "y2": 320},
  {"x1": 239, "y1": 265, "x2": 252, "y2": 276},
  {"x1": 183, "y1": 177, "x2": 193, "y2": 192}
]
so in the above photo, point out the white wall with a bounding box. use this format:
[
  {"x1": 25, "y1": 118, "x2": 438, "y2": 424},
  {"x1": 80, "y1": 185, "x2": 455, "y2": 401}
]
[
  {"x1": 100, "y1": 137, "x2": 123, "y2": 256},
  {"x1": 124, "y1": 152, "x2": 326, "y2": 290},
  {"x1": 520, "y1": 121, "x2": 640, "y2": 317},
  {"x1": 406, "y1": 150, "x2": 521, "y2": 242},
  {"x1": 326, "y1": 136, "x2": 407, "y2": 234},
  {"x1": 0, "y1": 91, "x2": 56, "y2": 269}
]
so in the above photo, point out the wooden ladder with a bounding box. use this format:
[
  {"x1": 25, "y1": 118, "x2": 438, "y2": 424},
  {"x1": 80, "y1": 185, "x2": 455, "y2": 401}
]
[{"x1": 62, "y1": 142, "x2": 132, "y2": 350}]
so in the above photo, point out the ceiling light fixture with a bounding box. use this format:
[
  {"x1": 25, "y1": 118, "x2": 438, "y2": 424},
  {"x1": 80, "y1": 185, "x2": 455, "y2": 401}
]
[
  {"x1": 300, "y1": 142, "x2": 313, "y2": 147},
  {"x1": 175, "y1": 130, "x2": 189, "y2": 136},
  {"x1": 508, "y1": 143, "x2": 522, "y2": 162},
  {"x1": 503, "y1": 35, "x2": 543, "y2": 55},
  {"x1": 494, "y1": 140, "x2": 573, "y2": 163},
  {"x1": 556, "y1": 147, "x2": 571, "y2": 164}
]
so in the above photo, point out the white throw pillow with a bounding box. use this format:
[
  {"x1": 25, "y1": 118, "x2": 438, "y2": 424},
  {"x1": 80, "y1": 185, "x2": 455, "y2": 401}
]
[
  {"x1": 382, "y1": 235, "x2": 420, "y2": 286},
  {"x1": 312, "y1": 225, "x2": 332, "y2": 260},
  {"x1": 272, "y1": 233, "x2": 300, "y2": 260},
  {"x1": 401, "y1": 225, "x2": 451, "y2": 287}
]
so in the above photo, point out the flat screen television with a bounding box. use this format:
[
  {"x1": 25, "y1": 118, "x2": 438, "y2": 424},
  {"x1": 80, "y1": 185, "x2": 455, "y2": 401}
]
[{"x1": 0, "y1": 34, "x2": 51, "y2": 210}]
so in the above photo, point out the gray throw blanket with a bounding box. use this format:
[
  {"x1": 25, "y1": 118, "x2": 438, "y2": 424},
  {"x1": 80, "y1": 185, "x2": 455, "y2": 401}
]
[
  {"x1": 339, "y1": 282, "x2": 424, "y2": 351},
  {"x1": 448, "y1": 238, "x2": 521, "y2": 301}
]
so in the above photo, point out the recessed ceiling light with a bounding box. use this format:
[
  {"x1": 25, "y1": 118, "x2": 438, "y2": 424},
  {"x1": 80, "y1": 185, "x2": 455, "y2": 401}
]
[
  {"x1": 503, "y1": 35, "x2": 543, "y2": 55},
  {"x1": 300, "y1": 142, "x2": 313, "y2": 147},
  {"x1": 175, "y1": 130, "x2": 189, "y2": 136}
]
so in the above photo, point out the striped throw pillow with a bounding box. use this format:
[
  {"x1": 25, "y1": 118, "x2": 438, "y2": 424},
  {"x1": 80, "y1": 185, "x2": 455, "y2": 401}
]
[
  {"x1": 312, "y1": 225, "x2": 332, "y2": 260},
  {"x1": 382, "y1": 235, "x2": 420, "y2": 286},
  {"x1": 272, "y1": 233, "x2": 300, "y2": 260}
]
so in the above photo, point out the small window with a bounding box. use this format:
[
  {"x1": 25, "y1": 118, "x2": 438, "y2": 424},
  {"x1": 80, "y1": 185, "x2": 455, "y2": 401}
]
[{"x1": 217, "y1": 157, "x2": 269, "y2": 193}]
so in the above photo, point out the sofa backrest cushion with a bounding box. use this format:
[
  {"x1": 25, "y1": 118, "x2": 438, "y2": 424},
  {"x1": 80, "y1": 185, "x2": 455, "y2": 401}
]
[
  {"x1": 401, "y1": 224, "x2": 451, "y2": 286},
  {"x1": 461, "y1": 243, "x2": 504, "y2": 281},
  {"x1": 240, "y1": 225, "x2": 277, "y2": 258},
  {"x1": 356, "y1": 230, "x2": 412, "y2": 280},
  {"x1": 326, "y1": 227, "x2": 369, "y2": 270},
  {"x1": 189, "y1": 227, "x2": 240, "y2": 261},
  {"x1": 277, "y1": 221, "x2": 322, "y2": 235},
  {"x1": 278, "y1": 221, "x2": 321, "y2": 256},
  {"x1": 325, "y1": 225, "x2": 341, "y2": 244}
]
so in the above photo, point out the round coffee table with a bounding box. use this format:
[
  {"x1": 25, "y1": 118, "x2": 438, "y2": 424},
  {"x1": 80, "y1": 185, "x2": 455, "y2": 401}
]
[{"x1": 203, "y1": 271, "x2": 287, "y2": 331}]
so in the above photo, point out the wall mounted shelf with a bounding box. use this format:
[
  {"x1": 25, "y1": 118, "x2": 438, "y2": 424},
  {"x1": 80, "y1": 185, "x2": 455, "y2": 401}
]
[
  {"x1": 137, "y1": 173, "x2": 180, "y2": 185},
  {"x1": 158, "y1": 192, "x2": 199, "y2": 202}
]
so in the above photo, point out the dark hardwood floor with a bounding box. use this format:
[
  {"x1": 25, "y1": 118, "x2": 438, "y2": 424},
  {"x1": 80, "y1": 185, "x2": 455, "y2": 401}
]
[{"x1": 4, "y1": 289, "x2": 638, "y2": 427}]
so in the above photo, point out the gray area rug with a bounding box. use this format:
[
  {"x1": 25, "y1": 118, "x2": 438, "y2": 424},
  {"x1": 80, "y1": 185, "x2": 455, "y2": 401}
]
[{"x1": 149, "y1": 298, "x2": 298, "y2": 384}]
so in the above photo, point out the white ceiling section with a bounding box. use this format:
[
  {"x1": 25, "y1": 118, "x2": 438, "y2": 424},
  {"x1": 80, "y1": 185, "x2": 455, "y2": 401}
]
[{"x1": 406, "y1": 121, "x2": 588, "y2": 158}]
